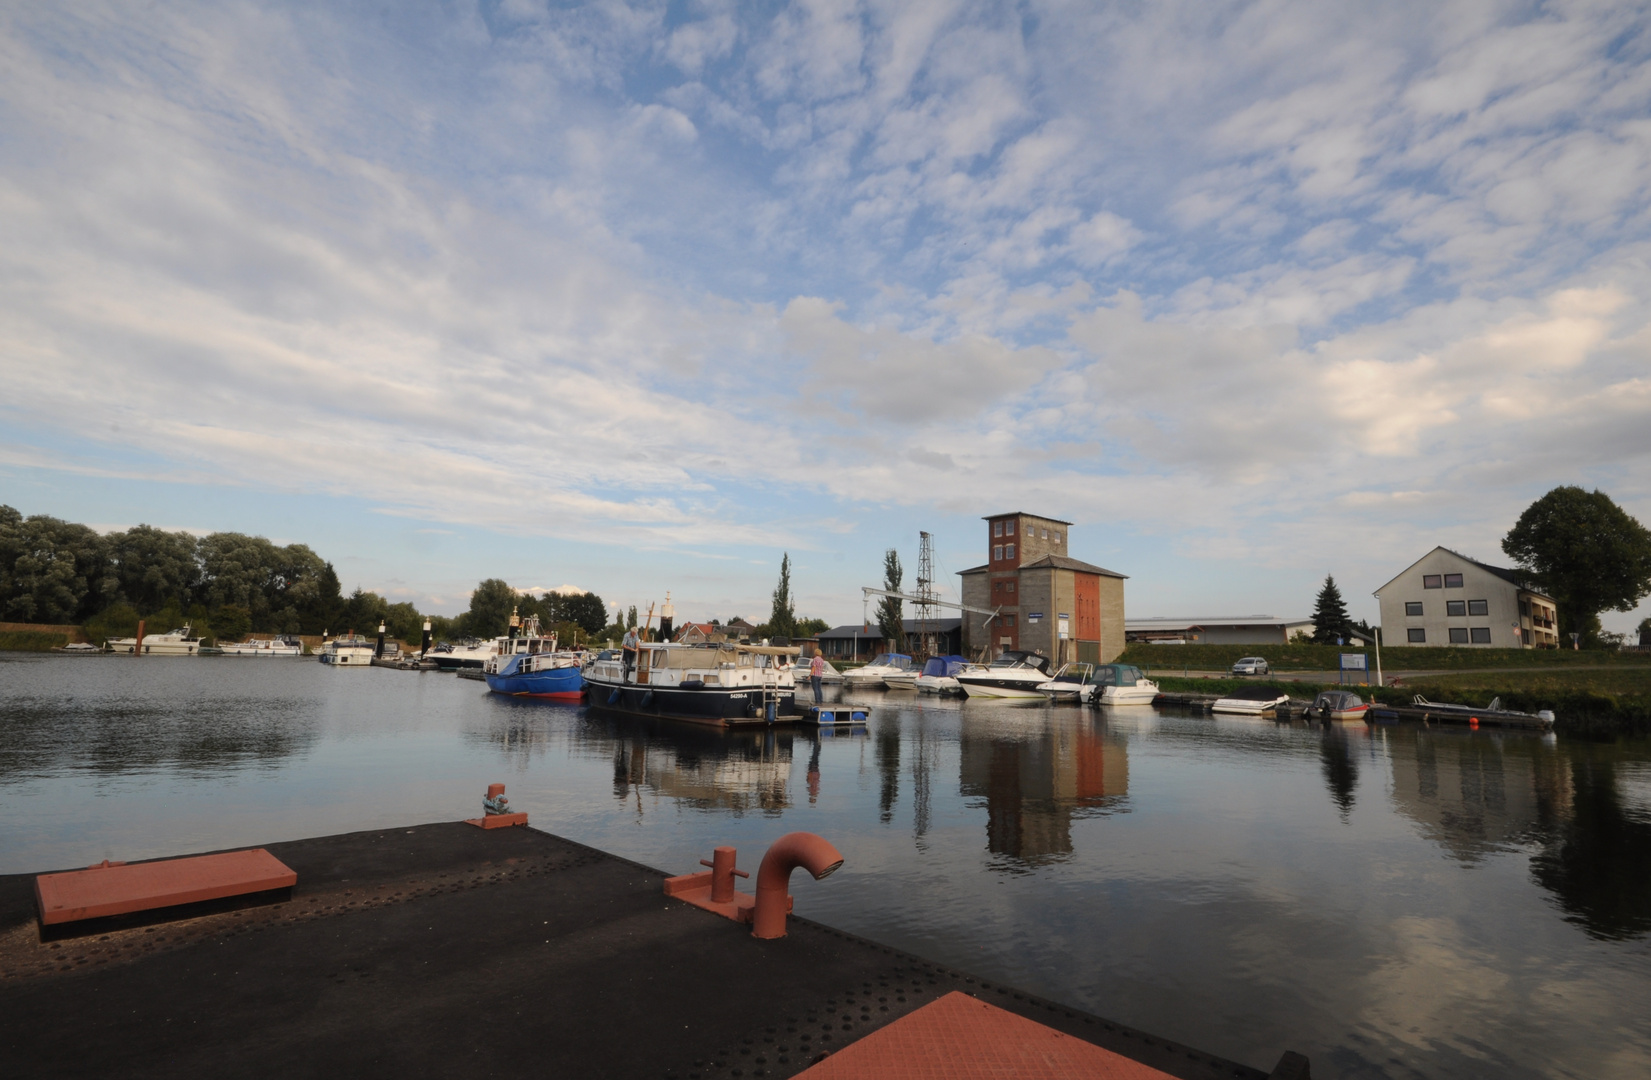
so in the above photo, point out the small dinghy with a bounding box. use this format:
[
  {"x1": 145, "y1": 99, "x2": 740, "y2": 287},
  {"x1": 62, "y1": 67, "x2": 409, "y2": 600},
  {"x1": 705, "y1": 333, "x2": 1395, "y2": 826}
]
[
  {"x1": 1212, "y1": 685, "x2": 1291, "y2": 715},
  {"x1": 1310, "y1": 689, "x2": 1368, "y2": 721}
]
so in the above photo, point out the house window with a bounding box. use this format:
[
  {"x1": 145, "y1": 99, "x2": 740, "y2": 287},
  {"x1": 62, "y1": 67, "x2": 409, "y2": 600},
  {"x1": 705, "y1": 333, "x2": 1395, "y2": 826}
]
[
  {"x1": 1470, "y1": 627, "x2": 1491, "y2": 644},
  {"x1": 1004, "y1": 615, "x2": 1016, "y2": 628},
  {"x1": 1444, "y1": 573, "x2": 1463, "y2": 588},
  {"x1": 1054, "y1": 532, "x2": 1061, "y2": 543},
  {"x1": 1405, "y1": 602, "x2": 1423, "y2": 616},
  {"x1": 1041, "y1": 529, "x2": 1048, "y2": 539},
  {"x1": 1007, "y1": 582, "x2": 1015, "y2": 593},
  {"x1": 1446, "y1": 600, "x2": 1466, "y2": 617},
  {"x1": 1407, "y1": 628, "x2": 1426, "y2": 643},
  {"x1": 1423, "y1": 575, "x2": 1442, "y2": 589},
  {"x1": 993, "y1": 545, "x2": 1003, "y2": 561},
  {"x1": 1005, "y1": 543, "x2": 1015, "y2": 559},
  {"x1": 1468, "y1": 600, "x2": 1488, "y2": 616},
  {"x1": 993, "y1": 521, "x2": 1002, "y2": 538},
  {"x1": 1519, "y1": 600, "x2": 1530, "y2": 617},
  {"x1": 1449, "y1": 628, "x2": 1469, "y2": 644},
  {"x1": 1026, "y1": 524, "x2": 1033, "y2": 537}
]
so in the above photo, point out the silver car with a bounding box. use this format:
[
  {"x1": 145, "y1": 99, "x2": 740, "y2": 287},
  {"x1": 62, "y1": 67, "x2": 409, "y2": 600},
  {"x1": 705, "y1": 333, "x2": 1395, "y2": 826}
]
[{"x1": 1230, "y1": 656, "x2": 1270, "y2": 676}]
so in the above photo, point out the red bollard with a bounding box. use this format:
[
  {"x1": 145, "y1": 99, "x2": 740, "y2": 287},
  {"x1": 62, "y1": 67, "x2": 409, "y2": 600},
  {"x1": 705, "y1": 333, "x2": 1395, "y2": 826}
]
[
  {"x1": 751, "y1": 832, "x2": 844, "y2": 940},
  {"x1": 700, "y1": 846, "x2": 748, "y2": 904}
]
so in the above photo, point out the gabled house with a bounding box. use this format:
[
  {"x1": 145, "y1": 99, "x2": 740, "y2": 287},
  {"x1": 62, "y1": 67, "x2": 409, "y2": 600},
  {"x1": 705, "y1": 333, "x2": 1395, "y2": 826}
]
[{"x1": 1374, "y1": 546, "x2": 1558, "y2": 648}]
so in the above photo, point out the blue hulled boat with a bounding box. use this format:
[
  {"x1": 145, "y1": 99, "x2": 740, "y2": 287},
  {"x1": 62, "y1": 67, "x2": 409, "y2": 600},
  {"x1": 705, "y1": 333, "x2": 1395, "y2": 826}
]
[{"x1": 481, "y1": 616, "x2": 586, "y2": 700}]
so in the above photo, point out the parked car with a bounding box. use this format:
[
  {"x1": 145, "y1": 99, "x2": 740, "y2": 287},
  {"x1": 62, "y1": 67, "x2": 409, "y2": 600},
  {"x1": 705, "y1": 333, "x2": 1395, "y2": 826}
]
[{"x1": 1230, "y1": 656, "x2": 1270, "y2": 676}]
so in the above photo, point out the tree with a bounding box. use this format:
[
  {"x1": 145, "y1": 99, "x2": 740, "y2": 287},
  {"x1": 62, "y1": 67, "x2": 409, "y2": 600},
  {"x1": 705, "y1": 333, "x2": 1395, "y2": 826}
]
[
  {"x1": 626, "y1": 605, "x2": 637, "y2": 629},
  {"x1": 462, "y1": 579, "x2": 518, "y2": 639},
  {"x1": 876, "y1": 548, "x2": 904, "y2": 648},
  {"x1": 1503, "y1": 487, "x2": 1651, "y2": 646},
  {"x1": 1311, "y1": 575, "x2": 1352, "y2": 644},
  {"x1": 543, "y1": 590, "x2": 607, "y2": 636},
  {"x1": 105, "y1": 525, "x2": 199, "y2": 614},
  {"x1": 0, "y1": 511, "x2": 109, "y2": 623},
  {"x1": 1639, "y1": 616, "x2": 1651, "y2": 647},
  {"x1": 768, "y1": 553, "x2": 797, "y2": 639},
  {"x1": 796, "y1": 616, "x2": 829, "y2": 637}
]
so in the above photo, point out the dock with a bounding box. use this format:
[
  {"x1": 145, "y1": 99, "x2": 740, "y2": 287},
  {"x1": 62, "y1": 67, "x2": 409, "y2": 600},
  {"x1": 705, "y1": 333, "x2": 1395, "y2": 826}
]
[
  {"x1": 1153, "y1": 692, "x2": 1554, "y2": 729},
  {"x1": 0, "y1": 822, "x2": 1304, "y2": 1079}
]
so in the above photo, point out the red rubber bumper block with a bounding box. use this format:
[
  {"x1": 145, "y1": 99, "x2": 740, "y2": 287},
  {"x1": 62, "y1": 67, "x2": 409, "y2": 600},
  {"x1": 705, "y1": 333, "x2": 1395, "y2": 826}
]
[
  {"x1": 795, "y1": 991, "x2": 1178, "y2": 1079},
  {"x1": 35, "y1": 849, "x2": 297, "y2": 927},
  {"x1": 464, "y1": 813, "x2": 529, "y2": 829}
]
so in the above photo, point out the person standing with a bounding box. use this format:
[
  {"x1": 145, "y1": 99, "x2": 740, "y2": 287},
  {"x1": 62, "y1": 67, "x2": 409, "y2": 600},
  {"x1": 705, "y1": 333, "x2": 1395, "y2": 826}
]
[
  {"x1": 810, "y1": 650, "x2": 825, "y2": 703},
  {"x1": 622, "y1": 625, "x2": 640, "y2": 679}
]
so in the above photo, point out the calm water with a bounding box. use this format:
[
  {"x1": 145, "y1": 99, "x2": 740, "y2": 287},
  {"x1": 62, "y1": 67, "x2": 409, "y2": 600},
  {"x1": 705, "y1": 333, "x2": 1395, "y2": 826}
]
[{"x1": 3, "y1": 654, "x2": 1649, "y2": 1078}]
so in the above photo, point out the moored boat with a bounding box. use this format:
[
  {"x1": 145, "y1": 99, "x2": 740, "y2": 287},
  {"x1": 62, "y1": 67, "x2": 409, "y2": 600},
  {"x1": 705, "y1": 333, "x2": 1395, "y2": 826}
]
[
  {"x1": 1094, "y1": 663, "x2": 1159, "y2": 706},
  {"x1": 424, "y1": 637, "x2": 500, "y2": 670},
  {"x1": 1212, "y1": 686, "x2": 1290, "y2": 715},
  {"x1": 914, "y1": 655, "x2": 977, "y2": 695},
  {"x1": 1310, "y1": 689, "x2": 1369, "y2": 721},
  {"x1": 218, "y1": 635, "x2": 304, "y2": 657},
  {"x1": 105, "y1": 625, "x2": 203, "y2": 656},
  {"x1": 585, "y1": 640, "x2": 798, "y2": 725},
  {"x1": 840, "y1": 653, "x2": 914, "y2": 690},
  {"x1": 955, "y1": 650, "x2": 1052, "y2": 699},
  {"x1": 317, "y1": 634, "x2": 375, "y2": 666},
  {"x1": 1036, "y1": 662, "x2": 1099, "y2": 702},
  {"x1": 482, "y1": 621, "x2": 586, "y2": 699}
]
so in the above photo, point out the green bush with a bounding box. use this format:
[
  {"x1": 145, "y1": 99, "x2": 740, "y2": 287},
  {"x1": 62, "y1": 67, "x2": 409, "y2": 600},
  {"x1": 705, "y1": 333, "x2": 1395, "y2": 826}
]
[
  {"x1": 0, "y1": 630, "x2": 69, "y2": 651},
  {"x1": 83, "y1": 603, "x2": 141, "y2": 645},
  {"x1": 1124, "y1": 642, "x2": 1648, "y2": 672}
]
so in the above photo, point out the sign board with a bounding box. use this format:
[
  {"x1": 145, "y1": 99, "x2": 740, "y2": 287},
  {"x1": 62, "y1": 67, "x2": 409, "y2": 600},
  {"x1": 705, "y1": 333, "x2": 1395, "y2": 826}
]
[
  {"x1": 1058, "y1": 615, "x2": 1070, "y2": 640},
  {"x1": 1340, "y1": 653, "x2": 1368, "y2": 670},
  {"x1": 1027, "y1": 612, "x2": 1043, "y2": 623}
]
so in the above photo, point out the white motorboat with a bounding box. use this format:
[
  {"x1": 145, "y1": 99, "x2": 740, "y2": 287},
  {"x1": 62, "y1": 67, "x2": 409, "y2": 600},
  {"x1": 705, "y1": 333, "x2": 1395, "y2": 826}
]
[
  {"x1": 57, "y1": 642, "x2": 104, "y2": 654},
  {"x1": 424, "y1": 637, "x2": 501, "y2": 670},
  {"x1": 955, "y1": 650, "x2": 1053, "y2": 699},
  {"x1": 218, "y1": 635, "x2": 304, "y2": 657},
  {"x1": 914, "y1": 655, "x2": 978, "y2": 695},
  {"x1": 317, "y1": 634, "x2": 375, "y2": 666},
  {"x1": 1310, "y1": 690, "x2": 1369, "y2": 721},
  {"x1": 841, "y1": 653, "x2": 914, "y2": 690},
  {"x1": 882, "y1": 669, "x2": 919, "y2": 691},
  {"x1": 1036, "y1": 662, "x2": 1099, "y2": 702},
  {"x1": 106, "y1": 625, "x2": 203, "y2": 656},
  {"x1": 1211, "y1": 686, "x2": 1290, "y2": 715},
  {"x1": 1093, "y1": 663, "x2": 1159, "y2": 706},
  {"x1": 800, "y1": 657, "x2": 844, "y2": 685}
]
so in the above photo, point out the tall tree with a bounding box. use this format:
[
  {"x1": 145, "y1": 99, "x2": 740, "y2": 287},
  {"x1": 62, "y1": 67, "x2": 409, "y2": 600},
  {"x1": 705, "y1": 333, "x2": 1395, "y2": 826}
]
[
  {"x1": 768, "y1": 553, "x2": 797, "y2": 639},
  {"x1": 104, "y1": 524, "x2": 200, "y2": 614},
  {"x1": 876, "y1": 548, "x2": 904, "y2": 648},
  {"x1": 0, "y1": 511, "x2": 109, "y2": 623},
  {"x1": 1503, "y1": 487, "x2": 1651, "y2": 646},
  {"x1": 1311, "y1": 575, "x2": 1353, "y2": 644},
  {"x1": 462, "y1": 579, "x2": 518, "y2": 639}
]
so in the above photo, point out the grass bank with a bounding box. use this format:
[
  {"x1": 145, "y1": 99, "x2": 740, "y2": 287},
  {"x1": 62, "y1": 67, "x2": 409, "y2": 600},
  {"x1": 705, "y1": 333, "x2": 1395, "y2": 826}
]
[
  {"x1": 0, "y1": 631, "x2": 70, "y2": 651},
  {"x1": 1123, "y1": 642, "x2": 1651, "y2": 672}
]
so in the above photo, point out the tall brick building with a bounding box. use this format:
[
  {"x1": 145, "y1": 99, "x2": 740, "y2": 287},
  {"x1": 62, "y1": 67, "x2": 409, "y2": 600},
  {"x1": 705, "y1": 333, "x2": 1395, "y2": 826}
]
[{"x1": 958, "y1": 512, "x2": 1127, "y2": 665}]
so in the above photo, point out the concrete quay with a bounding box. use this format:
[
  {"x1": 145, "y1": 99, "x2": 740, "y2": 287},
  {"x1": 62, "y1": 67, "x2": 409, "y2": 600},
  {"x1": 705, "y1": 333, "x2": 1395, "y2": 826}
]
[{"x1": 0, "y1": 822, "x2": 1305, "y2": 1079}]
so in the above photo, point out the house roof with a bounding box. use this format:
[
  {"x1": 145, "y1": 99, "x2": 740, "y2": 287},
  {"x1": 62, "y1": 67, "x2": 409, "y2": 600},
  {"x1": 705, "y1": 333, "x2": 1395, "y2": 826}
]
[
  {"x1": 980, "y1": 511, "x2": 1074, "y2": 526},
  {"x1": 958, "y1": 555, "x2": 1127, "y2": 578},
  {"x1": 1372, "y1": 545, "x2": 1553, "y2": 600},
  {"x1": 818, "y1": 618, "x2": 963, "y2": 640}
]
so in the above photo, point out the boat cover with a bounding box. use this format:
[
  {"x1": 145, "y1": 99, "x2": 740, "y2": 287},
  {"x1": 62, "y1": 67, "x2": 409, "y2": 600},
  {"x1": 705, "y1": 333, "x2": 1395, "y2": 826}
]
[
  {"x1": 1312, "y1": 690, "x2": 1365, "y2": 711},
  {"x1": 920, "y1": 655, "x2": 971, "y2": 678}
]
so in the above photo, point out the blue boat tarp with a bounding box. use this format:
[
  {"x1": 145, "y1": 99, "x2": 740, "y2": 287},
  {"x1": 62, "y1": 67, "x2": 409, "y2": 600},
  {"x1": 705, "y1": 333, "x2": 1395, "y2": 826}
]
[{"x1": 920, "y1": 655, "x2": 971, "y2": 678}]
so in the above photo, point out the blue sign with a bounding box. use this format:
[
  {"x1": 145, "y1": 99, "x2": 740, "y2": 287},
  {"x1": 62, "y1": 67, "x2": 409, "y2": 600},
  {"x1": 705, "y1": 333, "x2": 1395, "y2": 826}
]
[{"x1": 1027, "y1": 612, "x2": 1043, "y2": 622}]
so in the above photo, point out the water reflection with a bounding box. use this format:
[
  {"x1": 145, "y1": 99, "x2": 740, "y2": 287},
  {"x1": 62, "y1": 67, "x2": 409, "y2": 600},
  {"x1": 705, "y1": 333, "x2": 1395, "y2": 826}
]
[
  {"x1": 1385, "y1": 728, "x2": 1568, "y2": 863},
  {"x1": 587, "y1": 712, "x2": 797, "y2": 815},
  {"x1": 1318, "y1": 723, "x2": 1360, "y2": 821},
  {"x1": 960, "y1": 714, "x2": 1128, "y2": 869},
  {"x1": 1531, "y1": 755, "x2": 1651, "y2": 941}
]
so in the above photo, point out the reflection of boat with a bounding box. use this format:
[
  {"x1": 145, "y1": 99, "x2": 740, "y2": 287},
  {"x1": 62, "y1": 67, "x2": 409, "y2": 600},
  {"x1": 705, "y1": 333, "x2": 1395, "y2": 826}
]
[
  {"x1": 106, "y1": 625, "x2": 203, "y2": 656},
  {"x1": 218, "y1": 636, "x2": 304, "y2": 657},
  {"x1": 1311, "y1": 690, "x2": 1369, "y2": 721},
  {"x1": 1212, "y1": 686, "x2": 1290, "y2": 715},
  {"x1": 318, "y1": 635, "x2": 375, "y2": 666},
  {"x1": 1094, "y1": 664, "x2": 1159, "y2": 705},
  {"x1": 841, "y1": 653, "x2": 913, "y2": 690},
  {"x1": 955, "y1": 651, "x2": 1052, "y2": 699},
  {"x1": 585, "y1": 641, "x2": 798, "y2": 725},
  {"x1": 914, "y1": 655, "x2": 977, "y2": 695},
  {"x1": 425, "y1": 638, "x2": 500, "y2": 670},
  {"x1": 482, "y1": 623, "x2": 585, "y2": 699}
]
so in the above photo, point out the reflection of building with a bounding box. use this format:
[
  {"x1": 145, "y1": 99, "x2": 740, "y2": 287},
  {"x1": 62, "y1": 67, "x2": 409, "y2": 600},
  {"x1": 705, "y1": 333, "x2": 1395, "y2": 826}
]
[
  {"x1": 1385, "y1": 729, "x2": 1571, "y2": 862},
  {"x1": 610, "y1": 730, "x2": 795, "y2": 814},
  {"x1": 959, "y1": 720, "x2": 1128, "y2": 865}
]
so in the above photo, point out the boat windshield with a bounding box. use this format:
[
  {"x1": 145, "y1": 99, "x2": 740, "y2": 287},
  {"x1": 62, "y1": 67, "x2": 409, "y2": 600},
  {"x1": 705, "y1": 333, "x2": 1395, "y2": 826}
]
[
  {"x1": 868, "y1": 653, "x2": 912, "y2": 670},
  {"x1": 1052, "y1": 663, "x2": 1095, "y2": 683}
]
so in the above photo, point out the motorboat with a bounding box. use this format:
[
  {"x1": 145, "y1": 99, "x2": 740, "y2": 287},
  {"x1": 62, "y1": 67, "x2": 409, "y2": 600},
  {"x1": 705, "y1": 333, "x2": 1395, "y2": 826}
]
[
  {"x1": 841, "y1": 653, "x2": 914, "y2": 690},
  {"x1": 483, "y1": 624, "x2": 584, "y2": 699},
  {"x1": 584, "y1": 640, "x2": 799, "y2": 725},
  {"x1": 801, "y1": 657, "x2": 844, "y2": 684},
  {"x1": 317, "y1": 634, "x2": 375, "y2": 666},
  {"x1": 1310, "y1": 690, "x2": 1369, "y2": 721},
  {"x1": 217, "y1": 635, "x2": 304, "y2": 657},
  {"x1": 105, "y1": 625, "x2": 203, "y2": 656},
  {"x1": 955, "y1": 650, "x2": 1053, "y2": 699},
  {"x1": 1211, "y1": 686, "x2": 1291, "y2": 715},
  {"x1": 882, "y1": 668, "x2": 920, "y2": 691},
  {"x1": 914, "y1": 655, "x2": 978, "y2": 695},
  {"x1": 424, "y1": 637, "x2": 500, "y2": 670},
  {"x1": 57, "y1": 642, "x2": 104, "y2": 654},
  {"x1": 1411, "y1": 695, "x2": 1556, "y2": 727},
  {"x1": 1036, "y1": 662, "x2": 1099, "y2": 702},
  {"x1": 1093, "y1": 664, "x2": 1159, "y2": 706}
]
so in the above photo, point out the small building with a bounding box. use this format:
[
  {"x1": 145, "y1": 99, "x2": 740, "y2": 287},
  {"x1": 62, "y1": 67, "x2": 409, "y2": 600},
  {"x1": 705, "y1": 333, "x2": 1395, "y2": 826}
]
[
  {"x1": 1374, "y1": 546, "x2": 1558, "y2": 649},
  {"x1": 958, "y1": 512, "x2": 1126, "y2": 665},
  {"x1": 722, "y1": 617, "x2": 759, "y2": 641},
  {"x1": 815, "y1": 618, "x2": 963, "y2": 661},
  {"x1": 1125, "y1": 616, "x2": 1315, "y2": 645},
  {"x1": 675, "y1": 622, "x2": 719, "y2": 644}
]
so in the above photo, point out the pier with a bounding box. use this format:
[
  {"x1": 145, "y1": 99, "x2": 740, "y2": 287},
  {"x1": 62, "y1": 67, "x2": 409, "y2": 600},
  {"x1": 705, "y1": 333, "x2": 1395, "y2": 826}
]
[{"x1": 0, "y1": 821, "x2": 1304, "y2": 1079}]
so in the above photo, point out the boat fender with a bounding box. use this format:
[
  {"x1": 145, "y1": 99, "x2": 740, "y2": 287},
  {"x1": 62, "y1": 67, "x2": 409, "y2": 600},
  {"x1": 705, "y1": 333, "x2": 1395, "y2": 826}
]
[
  {"x1": 680, "y1": 679, "x2": 704, "y2": 690},
  {"x1": 641, "y1": 691, "x2": 654, "y2": 707},
  {"x1": 607, "y1": 689, "x2": 620, "y2": 705}
]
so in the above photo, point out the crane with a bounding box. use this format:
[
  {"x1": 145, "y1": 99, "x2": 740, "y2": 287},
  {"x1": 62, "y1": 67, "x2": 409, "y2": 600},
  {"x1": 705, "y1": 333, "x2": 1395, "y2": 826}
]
[{"x1": 861, "y1": 586, "x2": 1003, "y2": 660}]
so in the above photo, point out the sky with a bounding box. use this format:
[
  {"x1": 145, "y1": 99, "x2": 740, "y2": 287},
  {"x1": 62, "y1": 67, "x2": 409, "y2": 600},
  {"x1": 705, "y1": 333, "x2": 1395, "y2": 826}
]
[{"x1": 2, "y1": 0, "x2": 1649, "y2": 633}]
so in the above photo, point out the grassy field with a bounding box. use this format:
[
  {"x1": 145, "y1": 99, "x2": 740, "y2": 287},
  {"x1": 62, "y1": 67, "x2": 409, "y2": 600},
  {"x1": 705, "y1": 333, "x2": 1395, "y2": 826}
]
[
  {"x1": 0, "y1": 631, "x2": 70, "y2": 651},
  {"x1": 1122, "y1": 642, "x2": 1651, "y2": 672}
]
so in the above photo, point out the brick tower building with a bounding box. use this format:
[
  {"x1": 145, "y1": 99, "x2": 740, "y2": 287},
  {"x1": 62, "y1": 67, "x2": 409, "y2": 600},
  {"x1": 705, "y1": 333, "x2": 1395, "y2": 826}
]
[{"x1": 958, "y1": 512, "x2": 1126, "y2": 665}]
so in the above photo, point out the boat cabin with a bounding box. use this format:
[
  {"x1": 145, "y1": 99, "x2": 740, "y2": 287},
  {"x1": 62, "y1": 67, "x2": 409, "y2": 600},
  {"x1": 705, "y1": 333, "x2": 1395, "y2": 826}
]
[{"x1": 1092, "y1": 663, "x2": 1147, "y2": 687}]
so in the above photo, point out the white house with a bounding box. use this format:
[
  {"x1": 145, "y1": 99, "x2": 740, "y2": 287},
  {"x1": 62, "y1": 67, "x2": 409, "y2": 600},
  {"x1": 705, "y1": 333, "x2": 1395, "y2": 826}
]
[{"x1": 1374, "y1": 547, "x2": 1558, "y2": 649}]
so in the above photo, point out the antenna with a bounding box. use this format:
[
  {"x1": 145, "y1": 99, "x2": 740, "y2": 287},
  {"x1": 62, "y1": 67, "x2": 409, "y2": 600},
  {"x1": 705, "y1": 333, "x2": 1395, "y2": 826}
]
[{"x1": 916, "y1": 531, "x2": 935, "y2": 660}]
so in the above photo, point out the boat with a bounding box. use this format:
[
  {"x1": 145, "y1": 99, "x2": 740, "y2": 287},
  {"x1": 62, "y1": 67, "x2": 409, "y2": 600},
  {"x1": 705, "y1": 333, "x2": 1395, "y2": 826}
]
[
  {"x1": 584, "y1": 640, "x2": 799, "y2": 725},
  {"x1": 802, "y1": 657, "x2": 844, "y2": 685},
  {"x1": 914, "y1": 655, "x2": 978, "y2": 695},
  {"x1": 1310, "y1": 689, "x2": 1369, "y2": 721},
  {"x1": 1036, "y1": 662, "x2": 1100, "y2": 702},
  {"x1": 882, "y1": 668, "x2": 920, "y2": 691},
  {"x1": 1211, "y1": 686, "x2": 1291, "y2": 715},
  {"x1": 482, "y1": 623, "x2": 585, "y2": 700},
  {"x1": 105, "y1": 625, "x2": 203, "y2": 656},
  {"x1": 424, "y1": 637, "x2": 500, "y2": 670},
  {"x1": 840, "y1": 653, "x2": 914, "y2": 690},
  {"x1": 955, "y1": 650, "x2": 1053, "y2": 699},
  {"x1": 217, "y1": 635, "x2": 304, "y2": 657},
  {"x1": 56, "y1": 642, "x2": 104, "y2": 654},
  {"x1": 317, "y1": 634, "x2": 375, "y2": 666},
  {"x1": 1093, "y1": 663, "x2": 1160, "y2": 706},
  {"x1": 1411, "y1": 695, "x2": 1556, "y2": 727}
]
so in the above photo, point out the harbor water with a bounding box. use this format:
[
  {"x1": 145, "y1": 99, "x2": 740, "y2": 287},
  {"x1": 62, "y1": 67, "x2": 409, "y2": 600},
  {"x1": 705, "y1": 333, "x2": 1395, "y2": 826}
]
[{"x1": 2, "y1": 653, "x2": 1648, "y2": 1079}]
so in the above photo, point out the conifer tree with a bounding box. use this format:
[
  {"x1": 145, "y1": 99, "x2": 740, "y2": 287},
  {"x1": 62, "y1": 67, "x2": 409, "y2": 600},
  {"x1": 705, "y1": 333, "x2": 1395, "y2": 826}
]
[
  {"x1": 1311, "y1": 575, "x2": 1352, "y2": 644},
  {"x1": 768, "y1": 553, "x2": 797, "y2": 639},
  {"x1": 876, "y1": 548, "x2": 904, "y2": 649}
]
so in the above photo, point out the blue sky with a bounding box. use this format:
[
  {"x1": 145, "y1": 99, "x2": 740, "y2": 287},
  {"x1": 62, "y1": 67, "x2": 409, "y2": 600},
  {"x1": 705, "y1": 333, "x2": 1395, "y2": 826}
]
[{"x1": 2, "y1": 1, "x2": 1649, "y2": 631}]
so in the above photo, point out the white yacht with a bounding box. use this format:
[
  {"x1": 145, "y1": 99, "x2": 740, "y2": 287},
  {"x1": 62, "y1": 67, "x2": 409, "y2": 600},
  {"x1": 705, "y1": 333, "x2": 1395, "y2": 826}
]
[
  {"x1": 317, "y1": 634, "x2": 375, "y2": 666},
  {"x1": 913, "y1": 655, "x2": 979, "y2": 695},
  {"x1": 217, "y1": 635, "x2": 304, "y2": 657},
  {"x1": 841, "y1": 653, "x2": 914, "y2": 690},
  {"x1": 105, "y1": 625, "x2": 203, "y2": 656},
  {"x1": 424, "y1": 637, "x2": 501, "y2": 670},
  {"x1": 1095, "y1": 664, "x2": 1159, "y2": 705},
  {"x1": 955, "y1": 650, "x2": 1053, "y2": 699},
  {"x1": 1036, "y1": 662, "x2": 1099, "y2": 702}
]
